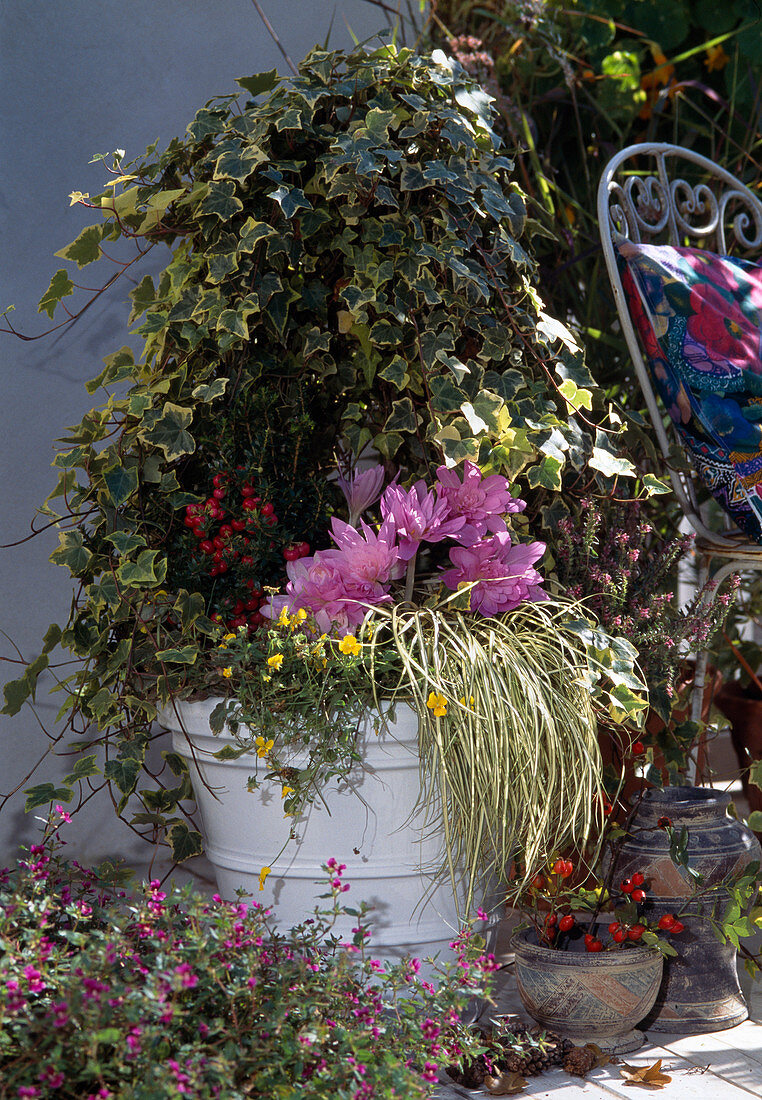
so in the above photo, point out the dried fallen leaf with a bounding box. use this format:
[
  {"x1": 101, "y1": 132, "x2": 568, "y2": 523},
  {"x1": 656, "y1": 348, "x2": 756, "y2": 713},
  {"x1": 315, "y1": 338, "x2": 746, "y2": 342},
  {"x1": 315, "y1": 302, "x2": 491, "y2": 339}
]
[
  {"x1": 484, "y1": 1070, "x2": 528, "y2": 1095},
  {"x1": 620, "y1": 1058, "x2": 672, "y2": 1089},
  {"x1": 585, "y1": 1042, "x2": 613, "y2": 1068}
]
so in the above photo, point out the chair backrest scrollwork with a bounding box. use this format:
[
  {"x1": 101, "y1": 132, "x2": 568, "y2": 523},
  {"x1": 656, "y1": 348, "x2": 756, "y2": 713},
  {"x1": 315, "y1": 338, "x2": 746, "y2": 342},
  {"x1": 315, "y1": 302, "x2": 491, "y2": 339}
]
[{"x1": 598, "y1": 143, "x2": 762, "y2": 546}]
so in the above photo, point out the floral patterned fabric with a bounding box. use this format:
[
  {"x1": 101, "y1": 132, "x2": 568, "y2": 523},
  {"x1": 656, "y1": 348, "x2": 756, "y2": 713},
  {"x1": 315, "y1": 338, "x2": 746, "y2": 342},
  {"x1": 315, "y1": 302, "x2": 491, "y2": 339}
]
[{"x1": 616, "y1": 239, "x2": 762, "y2": 541}]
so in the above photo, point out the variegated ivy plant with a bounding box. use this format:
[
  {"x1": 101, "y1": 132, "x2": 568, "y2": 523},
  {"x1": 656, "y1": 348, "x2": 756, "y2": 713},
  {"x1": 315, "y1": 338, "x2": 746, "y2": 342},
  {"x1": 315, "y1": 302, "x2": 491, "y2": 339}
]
[{"x1": 3, "y1": 42, "x2": 648, "y2": 861}]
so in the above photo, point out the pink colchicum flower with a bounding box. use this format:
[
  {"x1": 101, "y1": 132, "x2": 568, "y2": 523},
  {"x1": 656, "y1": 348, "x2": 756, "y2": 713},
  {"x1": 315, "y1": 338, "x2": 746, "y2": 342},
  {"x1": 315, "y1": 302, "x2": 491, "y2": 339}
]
[
  {"x1": 436, "y1": 460, "x2": 525, "y2": 545},
  {"x1": 329, "y1": 516, "x2": 404, "y2": 584},
  {"x1": 336, "y1": 464, "x2": 386, "y2": 527},
  {"x1": 262, "y1": 551, "x2": 391, "y2": 635},
  {"x1": 379, "y1": 480, "x2": 467, "y2": 561},
  {"x1": 441, "y1": 531, "x2": 547, "y2": 616}
]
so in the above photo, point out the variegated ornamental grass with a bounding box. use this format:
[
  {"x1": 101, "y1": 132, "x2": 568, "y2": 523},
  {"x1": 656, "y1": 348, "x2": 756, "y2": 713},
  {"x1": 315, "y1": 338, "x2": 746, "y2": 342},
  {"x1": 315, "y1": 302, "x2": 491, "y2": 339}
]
[{"x1": 365, "y1": 598, "x2": 645, "y2": 911}]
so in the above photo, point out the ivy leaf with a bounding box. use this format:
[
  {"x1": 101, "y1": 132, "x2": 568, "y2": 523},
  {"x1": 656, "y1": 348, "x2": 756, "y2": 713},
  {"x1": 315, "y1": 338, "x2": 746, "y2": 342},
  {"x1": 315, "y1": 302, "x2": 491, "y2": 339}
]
[
  {"x1": 559, "y1": 378, "x2": 593, "y2": 412},
  {"x1": 63, "y1": 754, "x2": 101, "y2": 784},
  {"x1": 268, "y1": 185, "x2": 312, "y2": 219},
  {"x1": 116, "y1": 550, "x2": 166, "y2": 588},
  {"x1": 128, "y1": 274, "x2": 156, "y2": 323},
  {"x1": 526, "y1": 454, "x2": 564, "y2": 491},
  {"x1": 589, "y1": 446, "x2": 637, "y2": 479},
  {"x1": 192, "y1": 379, "x2": 228, "y2": 402},
  {"x1": 104, "y1": 531, "x2": 146, "y2": 555},
  {"x1": 54, "y1": 225, "x2": 103, "y2": 268},
  {"x1": 50, "y1": 530, "x2": 93, "y2": 576},
  {"x1": 102, "y1": 466, "x2": 138, "y2": 508},
  {"x1": 104, "y1": 757, "x2": 142, "y2": 807},
  {"x1": 38, "y1": 269, "x2": 75, "y2": 318},
  {"x1": 136, "y1": 189, "x2": 187, "y2": 233},
  {"x1": 24, "y1": 784, "x2": 73, "y2": 812},
  {"x1": 749, "y1": 811, "x2": 762, "y2": 832},
  {"x1": 169, "y1": 822, "x2": 204, "y2": 862},
  {"x1": 238, "y1": 217, "x2": 272, "y2": 253},
  {"x1": 642, "y1": 473, "x2": 671, "y2": 496},
  {"x1": 200, "y1": 181, "x2": 244, "y2": 223},
  {"x1": 154, "y1": 646, "x2": 198, "y2": 665},
  {"x1": 384, "y1": 397, "x2": 418, "y2": 434},
  {"x1": 213, "y1": 144, "x2": 266, "y2": 183},
  {"x1": 235, "y1": 70, "x2": 278, "y2": 97},
  {"x1": 138, "y1": 403, "x2": 195, "y2": 460}
]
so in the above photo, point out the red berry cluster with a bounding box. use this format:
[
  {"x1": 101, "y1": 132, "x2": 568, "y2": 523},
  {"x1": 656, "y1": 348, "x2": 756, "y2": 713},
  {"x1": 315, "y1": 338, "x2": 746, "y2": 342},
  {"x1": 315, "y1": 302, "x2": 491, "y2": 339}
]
[{"x1": 181, "y1": 471, "x2": 311, "y2": 633}]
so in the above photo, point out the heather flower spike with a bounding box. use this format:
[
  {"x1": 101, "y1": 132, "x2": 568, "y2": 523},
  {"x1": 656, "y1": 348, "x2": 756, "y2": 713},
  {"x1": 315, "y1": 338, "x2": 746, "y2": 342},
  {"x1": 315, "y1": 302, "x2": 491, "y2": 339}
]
[{"x1": 336, "y1": 463, "x2": 386, "y2": 527}]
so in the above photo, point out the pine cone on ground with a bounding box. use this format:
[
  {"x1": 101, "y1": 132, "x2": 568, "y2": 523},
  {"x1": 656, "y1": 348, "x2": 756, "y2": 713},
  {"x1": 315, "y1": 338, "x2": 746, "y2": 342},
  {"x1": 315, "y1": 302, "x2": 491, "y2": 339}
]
[{"x1": 563, "y1": 1044, "x2": 598, "y2": 1077}]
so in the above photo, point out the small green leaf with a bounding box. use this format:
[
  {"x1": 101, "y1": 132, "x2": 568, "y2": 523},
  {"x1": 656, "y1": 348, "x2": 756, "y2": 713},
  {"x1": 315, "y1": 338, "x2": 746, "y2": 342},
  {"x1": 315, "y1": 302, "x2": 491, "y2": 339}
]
[
  {"x1": 102, "y1": 466, "x2": 138, "y2": 508},
  {"x1": 268, "y1": 185, "x2": 312, "y2": 219},
  {"x1": 38, "y1": 269, "x2": 75, "y2": 318},
  {"x1": 116, "y1": 550, "x2": 166, "y2": 587},
  {"x1": 642, "y1": 473, "x2": 671, "y2": 496},
  {"x1": 589, "y1": 446, "x2": 637, "y2": 479},
  {"x1": 200, "y1": 181, "x2": 244, "y2": 223},
  {"x1": 24, "y1": 784, "x2": 72, "y2": 812},
  {"x1": 138, "y1": 403, "x2": 195, "y2": 460},
  {"x1": 749, "y1": 811, "x2": 762, "y2": 832},
  {"x1": 526, "y1": 454, "x2": 564, "y2": 491},
  {"x1": 236, "y1": 70, "x2": 279, "y2": 97},
  {"x1": 169, "y1": 822, "x2": 204, "y2": 862},
  {"x1": 192, "y1": 378, "x2": 229, "y2": 402},
  {"x1": 54, "y1": 225, "x2": 103, "y2": 268},
  {"x1": 154, "y1": 646, "x2": 198, "y2": 665},
  {"x1": 384, "y1": 397, "x2": 418, "y2": 434},
  {"x1": 104, "y1": 757, "x2": 142, "y2": 798}
]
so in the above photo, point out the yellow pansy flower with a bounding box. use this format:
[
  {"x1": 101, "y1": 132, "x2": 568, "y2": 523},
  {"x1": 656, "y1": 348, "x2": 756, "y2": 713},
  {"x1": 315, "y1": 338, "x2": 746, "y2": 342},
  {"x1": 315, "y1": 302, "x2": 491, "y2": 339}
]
[
  {"x1": 258, "y1": 866, "x2": 271, "y2": 891},
  {"x1": 281, "y1": 785, "x2": 295, "y2": 799},
  {"x1": 255, "y1": 736, "x2": 274, "y2": 759},
  {"x1": 267, "y1": 653, "x2": 284, "y2": 670},
  {"x1": 459, "y1": 695, "x2": 475, "y2": 708},
  {"x1": 338, "y1": 635, "x2": 361, "y2": 656},
  {"x1": 426, "y1": 691, "x2": 448, "y2": 717},
  {"x1": 221, "y1": 667, "x2": 233, "y2": 679}
]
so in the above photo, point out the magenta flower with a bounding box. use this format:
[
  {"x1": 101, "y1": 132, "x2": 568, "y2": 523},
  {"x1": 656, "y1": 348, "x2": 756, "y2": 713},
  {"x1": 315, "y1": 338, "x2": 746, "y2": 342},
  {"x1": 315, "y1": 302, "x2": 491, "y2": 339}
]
[
  {"x1": 329, "y1": 516, "x2": 404, "y2": 584},
  {"x1": 436, "y1": 460, "x2": 525, "y2": 545},
  {"x1": 440, "y1": 532, "x2": 547, "y2": 615},
  {"x1": 379, "y1": 480, "x2": 466, "y2": 561},
  {"x1": 336, "y1": 464, "x2": 385, "y2": 527}
]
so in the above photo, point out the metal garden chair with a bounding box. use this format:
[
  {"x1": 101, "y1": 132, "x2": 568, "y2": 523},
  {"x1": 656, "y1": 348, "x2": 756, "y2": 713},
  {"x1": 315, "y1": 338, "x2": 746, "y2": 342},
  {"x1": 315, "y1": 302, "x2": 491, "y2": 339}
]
[{"x1": 597, "y1": 142, "x2": 762, "y2": 731}]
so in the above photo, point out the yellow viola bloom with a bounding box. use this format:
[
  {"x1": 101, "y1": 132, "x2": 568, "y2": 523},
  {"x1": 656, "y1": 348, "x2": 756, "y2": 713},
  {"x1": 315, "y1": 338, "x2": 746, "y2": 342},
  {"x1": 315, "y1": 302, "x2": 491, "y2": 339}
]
[
  {"x1": 221, "y1": 667, "x2": 234, "y2": 679},
  {"x1": 254, "y1": 736, "x2": 274, "y2": 759},
  {"x1": 224, "y1": 632, "x2": 237, "y2": 642},
  {"x1": 426, "y1": 691, "x2": 448, "y2": 717},
  {"x1": 258, "y1": 866, "x2": 271, "y2": 891},
  {"x1": 459, "y1": 695, "x2": 475, "y2": 708},
  {"x1": 705, "y1": 44, "x2": 730, "y2": 72},
  {"x1": 267, "y1": 653, "x2": 284, "y2": 670},
  {"x1": 281, "y1": 785, "x2": 295, "y2": 799},
  {"x1": 339, "y1": 635, "x2": 361, "y2": 656}
]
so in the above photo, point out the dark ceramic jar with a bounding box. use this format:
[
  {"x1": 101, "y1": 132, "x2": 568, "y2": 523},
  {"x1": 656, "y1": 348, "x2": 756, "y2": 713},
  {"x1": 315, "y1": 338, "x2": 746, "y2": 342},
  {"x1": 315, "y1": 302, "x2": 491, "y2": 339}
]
[
  {"x1": 511, "y1": 927, "x2": 663, "y2": 1053},
  {"x1": 613, "y1": 786, "x2": 761, "y2": 1033}
]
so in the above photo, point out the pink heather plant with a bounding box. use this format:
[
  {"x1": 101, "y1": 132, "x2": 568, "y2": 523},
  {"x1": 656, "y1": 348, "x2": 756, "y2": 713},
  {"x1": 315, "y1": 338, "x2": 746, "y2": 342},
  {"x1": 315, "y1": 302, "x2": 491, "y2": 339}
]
[
  {"x1": 379, "y1": 480, "x2": 467, "y2": 561},
  {"x1": 435, "y1": 460, "x2": 525, "y2": 545},
  {"x1": 441, "y1": 531, "x2": 547, "y2": 615}
]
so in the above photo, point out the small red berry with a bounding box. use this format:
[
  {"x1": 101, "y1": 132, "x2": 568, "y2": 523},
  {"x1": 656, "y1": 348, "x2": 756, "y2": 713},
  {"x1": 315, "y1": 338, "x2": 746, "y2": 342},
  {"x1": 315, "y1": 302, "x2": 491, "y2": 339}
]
[
  {"x1": 552, "y1": 859, "x2": 573, "y2": 878},
  {"x1": 658, "y1": 914, "x2": 676, "y2": 931},
  {"x1": 545, "y1": 913, "x2": 558, "y2": 927},
  {"x1": 559, "y1": 915, "x2": 575, "y2": 932},
  {"x1": 608, "y1": 921, "x2": 620, "y2": 935},
  {"x1": 242, "y1": 498, "x2": 258, "y2": 512},
  {"x1": 296, "y1": 541, "x2": 311, "y2": 557},
  {"x1": 621, "y1": 879, "x2": 634, "y2": 894},
  {"x1": 657, "y1": 816, "x2": 672, "y2": 829},
  {"x1": 612, "y1": 929, "x2": 627, "y2": 943},
  {"x1": 530, "y1": 874, "x2": 545, "y2": 890},
  {"x1": 670, "y1": 920, "x2": 685, "y2": 934},
  {"x1": 231, "y1": 519, "x2": 246, "y2": 532},
  {"x1": 585, "y1": 938, "x2": 603, "y2": 952},
  {"x1": 260, "y1": 502, "x2": 274, "y2": 517},
  {"x1": 627, "y1": 924, "x2": 645, "y2": 941},
  {"x1": 632, "y1": 889, "x2": 646, "y2": 903},
  {"x1": 631, "y1": 740, "x2": 645, "y2": 755},
  {"x1": 583, "y1": 932, "x2": 594, "y2": 944},
  {"x1": 200, "y1": 541, "x2": 215, "y2": 555},
  {"x1": 631, "y1": 872, "x2": 645, "y2": 887},
  {"x1": 212, "y1": 473, "x2": 226, "y2": 488},
  {"x1": 241, "y1": 484, "x2": 256, "y2": 497},
  {"x1": 213, "y1": 487, "x2": 227, "y2": 500},
  {"x1": 283, "y1": 546, "x2": 301, "y2": 562}
]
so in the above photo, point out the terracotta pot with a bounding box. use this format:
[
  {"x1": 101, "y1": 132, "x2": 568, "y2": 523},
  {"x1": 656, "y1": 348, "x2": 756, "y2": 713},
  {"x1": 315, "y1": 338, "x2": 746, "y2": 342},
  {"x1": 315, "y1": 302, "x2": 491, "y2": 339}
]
[
  {"x1": 511, "y1": 927, "x2": 663, "y2": 1054},
  {"x1": 613, "y1": 786, "x2": 762, "y2": 1033}
]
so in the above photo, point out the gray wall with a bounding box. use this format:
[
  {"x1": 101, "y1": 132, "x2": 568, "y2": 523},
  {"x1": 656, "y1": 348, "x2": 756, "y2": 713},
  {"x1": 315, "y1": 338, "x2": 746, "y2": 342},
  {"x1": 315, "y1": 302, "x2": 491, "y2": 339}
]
[{"x1": 0, "y1": 0, "x2": 407, "y2": 868}]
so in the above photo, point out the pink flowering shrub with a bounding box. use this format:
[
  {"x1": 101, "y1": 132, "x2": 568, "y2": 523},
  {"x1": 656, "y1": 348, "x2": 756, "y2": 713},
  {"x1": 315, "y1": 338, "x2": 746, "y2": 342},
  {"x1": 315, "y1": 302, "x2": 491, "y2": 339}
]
[{"x1": 0, "y1": 819, "x2": 497, "y2": 1099}]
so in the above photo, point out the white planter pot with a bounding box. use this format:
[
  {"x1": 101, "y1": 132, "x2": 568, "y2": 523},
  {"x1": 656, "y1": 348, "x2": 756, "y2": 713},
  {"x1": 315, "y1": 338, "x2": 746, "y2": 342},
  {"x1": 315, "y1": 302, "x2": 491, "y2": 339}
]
[{"x1": 162, "y1": 699, "x2": 462, "y2": 962}]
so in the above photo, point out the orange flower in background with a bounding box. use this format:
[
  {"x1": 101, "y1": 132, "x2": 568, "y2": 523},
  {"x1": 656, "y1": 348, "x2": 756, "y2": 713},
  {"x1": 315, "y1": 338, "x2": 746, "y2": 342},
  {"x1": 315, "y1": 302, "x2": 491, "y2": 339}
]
[
  {"x1": 639, "y1": 46, "x2": 676, "y2": 120},
  {"x1": 705, "y1": 44, "x2": 730, "y2": 73}
]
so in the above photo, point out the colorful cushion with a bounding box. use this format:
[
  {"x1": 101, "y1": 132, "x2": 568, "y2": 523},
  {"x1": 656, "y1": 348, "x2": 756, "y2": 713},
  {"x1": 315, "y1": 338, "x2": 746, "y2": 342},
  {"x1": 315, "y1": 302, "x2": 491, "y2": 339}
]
[{"x1": 616, "y1": 239, "x2": 762, "y2": 541}]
